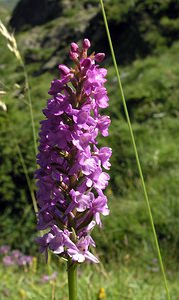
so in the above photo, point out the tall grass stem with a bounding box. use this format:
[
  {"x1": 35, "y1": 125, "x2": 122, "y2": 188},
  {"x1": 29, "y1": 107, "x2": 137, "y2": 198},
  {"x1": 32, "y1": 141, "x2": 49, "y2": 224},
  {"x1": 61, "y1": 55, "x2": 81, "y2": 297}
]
[
  {"x1": 99, "y1": 1, "x2": 171, "y2": 299},
  {"x1": 0, "y1": 20, "x2": 37, "y2": 158},
  {"x1": 15, "y1": 140, "x2": 38, "y2": 214},
  {"x1": 21, "y1": 62, "x2": 38, "y2": 157},
  {"x1": 0, "y1": 21, "x2": 38, "y2": 213},
  {"x1": 9, "y1": 122, "x2": 38, "y2": 214}
]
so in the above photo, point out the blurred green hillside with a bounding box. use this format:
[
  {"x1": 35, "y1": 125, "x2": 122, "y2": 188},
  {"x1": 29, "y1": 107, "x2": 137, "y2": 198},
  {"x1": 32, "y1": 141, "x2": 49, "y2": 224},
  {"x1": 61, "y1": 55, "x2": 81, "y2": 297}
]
[
  {"x1": 0, "y1": 0, "x2": 179, "y2": 265},
  {"x1": 0, "y1": 0, "x2": 18, "y2": 10}
]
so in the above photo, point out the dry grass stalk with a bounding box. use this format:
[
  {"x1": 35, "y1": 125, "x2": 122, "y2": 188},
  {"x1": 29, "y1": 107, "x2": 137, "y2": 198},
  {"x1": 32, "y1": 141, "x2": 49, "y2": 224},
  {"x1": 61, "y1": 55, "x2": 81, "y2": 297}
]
[
  {"x1": 0, "y1": 90, "x2": 7, "y2": 111},
  {"x1": 0, "y1": 20, "x2": 22, "y2": 62}
]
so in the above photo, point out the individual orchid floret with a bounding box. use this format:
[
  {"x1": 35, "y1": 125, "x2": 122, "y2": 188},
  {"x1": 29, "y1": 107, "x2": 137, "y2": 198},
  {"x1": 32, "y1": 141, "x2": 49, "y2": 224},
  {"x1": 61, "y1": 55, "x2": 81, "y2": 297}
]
[
  {"x1": 36, "y1": 39, "x2": 112, "y2": 264},
  {"x1": 67, "y1": 236, "x2": 99, "y2": 264}
]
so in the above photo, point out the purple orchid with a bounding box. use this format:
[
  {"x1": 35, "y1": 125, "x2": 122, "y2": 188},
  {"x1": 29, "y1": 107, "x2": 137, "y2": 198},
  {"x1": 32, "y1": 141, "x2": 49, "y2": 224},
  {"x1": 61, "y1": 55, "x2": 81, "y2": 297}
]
[
  {"x1": 36, "y1": 39, "x2": 111, "y2": 264},
  {"x1": 2, "y1": 250, "x2": 33, "y2": 267},
  {"x1": 2, "y1": 255, "x2": 14, "y2": 266}
]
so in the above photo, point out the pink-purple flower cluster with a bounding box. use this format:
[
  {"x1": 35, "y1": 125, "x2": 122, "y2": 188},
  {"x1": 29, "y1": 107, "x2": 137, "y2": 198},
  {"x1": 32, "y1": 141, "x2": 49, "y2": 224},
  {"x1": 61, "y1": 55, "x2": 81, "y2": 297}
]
[
  {"x1": 0, "y1": 246, "x2": 33, "y2": 267},
  {"x1": 36, "y1": 39, "x2": 112, "y2": 264}
]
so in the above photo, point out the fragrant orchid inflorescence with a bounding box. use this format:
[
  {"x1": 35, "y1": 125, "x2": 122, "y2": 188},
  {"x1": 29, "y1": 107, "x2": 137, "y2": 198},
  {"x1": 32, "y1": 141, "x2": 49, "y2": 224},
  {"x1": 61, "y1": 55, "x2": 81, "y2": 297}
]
[{"x1": 36, "y1": 39, "x2": 111, "y2": 264}]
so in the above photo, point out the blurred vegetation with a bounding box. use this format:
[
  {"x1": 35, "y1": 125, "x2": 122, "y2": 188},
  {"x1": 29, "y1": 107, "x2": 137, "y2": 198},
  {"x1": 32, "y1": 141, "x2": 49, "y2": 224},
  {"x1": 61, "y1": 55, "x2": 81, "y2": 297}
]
[
  {"x1": 0, "y1": 0, "x2": 179, "y2": 271},
  {"x1": 1, "y1": 257, "x2": 179, "y2": 299}
]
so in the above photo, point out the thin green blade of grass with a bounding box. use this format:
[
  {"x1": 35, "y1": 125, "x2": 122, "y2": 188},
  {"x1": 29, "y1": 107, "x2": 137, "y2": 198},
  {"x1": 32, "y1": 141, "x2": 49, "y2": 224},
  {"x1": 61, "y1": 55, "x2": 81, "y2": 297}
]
[
  {"x1": 2, "y1": 110, "x2": 38, "y2": 214},
  {"x1": 99, "y1": 1, "x2": 171, "y2": 299},
  {"x1": 10, "y1": 125, "x2": 38, "y2": 214}
]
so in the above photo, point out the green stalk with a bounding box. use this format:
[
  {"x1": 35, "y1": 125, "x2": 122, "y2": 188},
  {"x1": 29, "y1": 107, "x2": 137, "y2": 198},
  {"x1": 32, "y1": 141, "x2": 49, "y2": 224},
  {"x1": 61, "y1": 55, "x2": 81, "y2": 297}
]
[
  {"x1": 8, "y1": 121, "x2": 38, "y2": 214},
  {"x1": 20, "y1": 60, "x2": 38, "y2": 158},
  {"x1": 15, "y1": 138, "x2": 38, "y2": 214},
  {"x1": 1, "y1": 22, "x2": 38, "y2": 158},
  {"x1": 99, "y1": 1, "x2": 171, "y2": 300},
  {"x1": 67, "y1": 260, "x2": 78, "y2": 300},
  {"x1": 0, "y1": 21, "x2": 38, "y2": 208}
]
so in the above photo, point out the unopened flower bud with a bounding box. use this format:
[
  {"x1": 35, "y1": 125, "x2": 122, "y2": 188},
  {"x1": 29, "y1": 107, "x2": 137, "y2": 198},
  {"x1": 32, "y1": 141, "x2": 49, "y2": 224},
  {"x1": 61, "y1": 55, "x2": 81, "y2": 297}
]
[
  {"x1": 58, "y1": 64, "x2": 70, "y2": 76},
  {"x1": 71, "y1": 42, "x2": 79, "y2": 53},
  {"x1": 69, "y1": 51, "x2": 79, "y2": 61},
  {"x1": 83, "y1": 38, "x2": 91, "y2": 50},
  {"x1": 95, "y1": 53, "x2": 105, "y2": 62}
]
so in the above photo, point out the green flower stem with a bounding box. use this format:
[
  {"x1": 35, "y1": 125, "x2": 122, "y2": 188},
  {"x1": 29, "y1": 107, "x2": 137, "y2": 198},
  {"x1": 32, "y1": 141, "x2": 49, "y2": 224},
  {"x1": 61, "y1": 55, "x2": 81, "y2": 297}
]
[
  {"x1": 67, "y1": 260, "x2": 77, "y2": 300},
  {"x1": 99, "y1": 1, "x2": 171, "y2": 300}
]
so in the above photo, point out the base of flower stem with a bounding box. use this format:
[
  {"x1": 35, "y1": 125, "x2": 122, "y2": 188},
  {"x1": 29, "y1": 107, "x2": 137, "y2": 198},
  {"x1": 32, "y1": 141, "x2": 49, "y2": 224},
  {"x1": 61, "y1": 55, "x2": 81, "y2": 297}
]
[{"x1": 67, "y1": 259, "x2": 78, "y2": 300}]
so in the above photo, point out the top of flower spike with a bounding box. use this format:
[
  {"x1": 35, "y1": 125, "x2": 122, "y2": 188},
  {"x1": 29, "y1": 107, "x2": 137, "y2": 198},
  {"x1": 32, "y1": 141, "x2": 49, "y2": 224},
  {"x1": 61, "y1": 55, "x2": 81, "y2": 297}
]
[
  {"x1": 48, "y1": 38, "x2": 107, "y2": 110},
  {"x1": 69, "y1": 38, "x2": 105, "y2": 62},
  {"x1": 83, "y1": 39, "x2": 91, "y2": 49}
]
